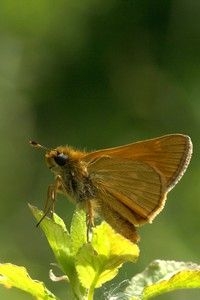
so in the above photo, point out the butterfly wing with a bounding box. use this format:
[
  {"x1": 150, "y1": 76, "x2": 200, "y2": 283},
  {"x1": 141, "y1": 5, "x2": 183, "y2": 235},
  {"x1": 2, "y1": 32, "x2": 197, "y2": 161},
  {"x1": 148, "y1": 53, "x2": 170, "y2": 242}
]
[
  {"x1": 85, "y1": 134, "x2": 192, "y2": 191},
  {"x1": 87, "y1": 156, "x2": 166, "y2": 225},
  {"x1": 84, "y1": 134, "x2": 192, "y2": 225}
]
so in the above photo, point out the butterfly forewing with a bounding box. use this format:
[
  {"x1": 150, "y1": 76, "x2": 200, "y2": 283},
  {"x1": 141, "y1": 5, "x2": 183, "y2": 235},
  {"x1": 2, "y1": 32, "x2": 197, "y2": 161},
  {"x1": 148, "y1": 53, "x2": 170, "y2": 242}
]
[
  {"x1": 85, "y1": 134, "x2": 192, "y2": 190},
  {"x1": 84, "y1": 134, "x2": 192, "y2": 225}
]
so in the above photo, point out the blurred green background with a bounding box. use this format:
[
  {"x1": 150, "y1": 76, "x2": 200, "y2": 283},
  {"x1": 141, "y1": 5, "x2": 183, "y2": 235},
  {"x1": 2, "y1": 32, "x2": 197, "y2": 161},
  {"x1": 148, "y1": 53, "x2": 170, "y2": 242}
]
[{"x1": 0, "y1": 1, "x2": 199, "y2": 299}]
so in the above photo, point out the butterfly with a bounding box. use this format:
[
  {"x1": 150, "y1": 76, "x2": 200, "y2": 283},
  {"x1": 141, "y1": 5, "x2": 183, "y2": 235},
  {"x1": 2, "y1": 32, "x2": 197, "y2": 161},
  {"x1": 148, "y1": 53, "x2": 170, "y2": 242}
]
[{"x1": 30, "y1": 134, "x2": 192, "y2": 243}]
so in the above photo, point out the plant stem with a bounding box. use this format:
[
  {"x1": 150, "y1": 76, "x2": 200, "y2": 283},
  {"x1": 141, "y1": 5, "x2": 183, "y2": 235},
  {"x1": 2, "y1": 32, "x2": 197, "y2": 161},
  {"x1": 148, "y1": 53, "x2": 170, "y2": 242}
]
[
  {"x1": 87, "y1": 270, "x2": 102, "y2": 300},
  {"x1": 87, "y1": 285, "x2": 94, "y2": 300}
]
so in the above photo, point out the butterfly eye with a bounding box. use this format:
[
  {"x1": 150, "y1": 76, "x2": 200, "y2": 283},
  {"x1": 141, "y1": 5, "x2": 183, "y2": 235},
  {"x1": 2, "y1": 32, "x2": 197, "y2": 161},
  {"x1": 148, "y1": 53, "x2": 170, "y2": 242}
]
[{"x1": 54, "y1": 153, "x2": 68, "y2": 166}]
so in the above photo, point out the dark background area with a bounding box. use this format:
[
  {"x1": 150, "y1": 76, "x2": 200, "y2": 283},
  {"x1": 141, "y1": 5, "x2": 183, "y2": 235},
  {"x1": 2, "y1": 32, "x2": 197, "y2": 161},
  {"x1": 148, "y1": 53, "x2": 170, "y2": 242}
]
[{"x1": 0, "y1": 1, "x2": 199, "y2": 299}]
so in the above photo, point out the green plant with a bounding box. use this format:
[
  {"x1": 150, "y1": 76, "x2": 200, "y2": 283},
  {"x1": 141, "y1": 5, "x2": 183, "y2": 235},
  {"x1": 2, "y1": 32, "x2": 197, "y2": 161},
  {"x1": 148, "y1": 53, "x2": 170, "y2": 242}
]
[{"x1": 0, "y1": 205, "x2": 199, "y2": 299}]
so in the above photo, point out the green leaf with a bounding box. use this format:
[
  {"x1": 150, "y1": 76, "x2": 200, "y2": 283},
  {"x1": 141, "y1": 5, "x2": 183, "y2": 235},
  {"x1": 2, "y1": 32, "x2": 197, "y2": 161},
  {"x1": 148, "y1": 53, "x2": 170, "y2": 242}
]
[
  {"x1": 92, "y1": 222, "x2": 139, "y2": 263},
  {"x1": 52, "y1": 213, "x2": 68, "y2": 231},
  {"x1": 29, "y1": 204, "x2": 71, "y2": 268},
  {"x1": 70, "y1": 208, "x2": 87, "y2": 256},
  {"x1": 76, "y1": 221, "x2": 139, "y2": 289},
  {"x1": 124, "y1": 260, "x2": 200, "y2": 299},
  {"x1": 29, "y1": 204, "x2": 87, "y2": 300},
  {"x1": 0, "y1": 263, "x2": 57, "y2": 300}
]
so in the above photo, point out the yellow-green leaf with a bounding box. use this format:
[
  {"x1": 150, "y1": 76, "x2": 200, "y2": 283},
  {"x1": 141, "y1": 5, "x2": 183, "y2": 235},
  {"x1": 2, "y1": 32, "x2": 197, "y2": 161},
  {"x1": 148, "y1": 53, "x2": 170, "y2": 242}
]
[
  {"x1": 76, "y1": 222, "x2": 139, "y2": 289},
  {"x1": 0, "y1": 263, "x2": 57, "y2": 300},
  {"x1": 92, "y1": 222, "x2": 139, "y2": 262},
  {"x1": 29, "y1": 204, "x2": 87, "y2": 299},
  {"x1": 29, "y1": 204, "x2": 71, "y2": 262},
  {"x1": 70, "y1": 208, "x2": 87, "y2": 255},
  {"x1": 125, "y1": 260, "x2": 200, "y2": 300}
]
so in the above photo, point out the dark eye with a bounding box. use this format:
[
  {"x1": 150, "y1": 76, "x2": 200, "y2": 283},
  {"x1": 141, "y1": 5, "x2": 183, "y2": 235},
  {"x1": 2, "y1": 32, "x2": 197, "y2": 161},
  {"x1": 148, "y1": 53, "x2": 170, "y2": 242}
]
[{"x1": 54, "y1": 153, "x2": 68, "y2": 166}]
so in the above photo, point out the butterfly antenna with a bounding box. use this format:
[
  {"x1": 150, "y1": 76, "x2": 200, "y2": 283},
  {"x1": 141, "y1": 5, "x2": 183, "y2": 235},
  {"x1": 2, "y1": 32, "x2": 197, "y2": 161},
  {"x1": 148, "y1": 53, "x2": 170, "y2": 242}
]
[{"x1": 29, "y1": 140, "x2": 49, "y2": 151}]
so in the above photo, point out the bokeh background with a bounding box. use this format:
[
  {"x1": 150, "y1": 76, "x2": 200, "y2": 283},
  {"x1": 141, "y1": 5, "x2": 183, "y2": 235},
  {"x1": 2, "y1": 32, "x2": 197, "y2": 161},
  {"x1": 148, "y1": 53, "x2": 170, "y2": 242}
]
[{"x1": 0, "y1": 1, "x2": 199, "y2": 299}]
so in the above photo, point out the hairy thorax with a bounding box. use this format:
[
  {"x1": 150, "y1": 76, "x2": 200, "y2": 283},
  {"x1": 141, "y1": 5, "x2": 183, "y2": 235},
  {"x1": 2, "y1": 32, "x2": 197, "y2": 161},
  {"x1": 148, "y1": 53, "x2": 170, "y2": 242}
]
[
  {"x1": 61, "y1": 161, "x2": 96, "y2": 202},
  {"x1": 45, "y1": 146, "x2": 96, "y2": 203}
]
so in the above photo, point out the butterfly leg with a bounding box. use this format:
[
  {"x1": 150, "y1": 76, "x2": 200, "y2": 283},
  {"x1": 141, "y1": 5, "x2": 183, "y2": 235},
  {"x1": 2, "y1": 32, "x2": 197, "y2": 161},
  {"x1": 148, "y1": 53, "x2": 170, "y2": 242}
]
[
  {"x1": 85, "y1": 199, "x2": 95, "y2": 242},
  {"x1": 37, "y1": 175, "x2": 64, "y2": 226}
]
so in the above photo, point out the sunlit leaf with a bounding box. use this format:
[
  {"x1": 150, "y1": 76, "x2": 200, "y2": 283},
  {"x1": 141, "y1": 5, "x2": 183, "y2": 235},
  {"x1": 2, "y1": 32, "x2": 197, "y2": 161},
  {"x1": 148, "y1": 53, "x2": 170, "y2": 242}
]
[
  {"x1": 124, "y1": 260, "x2": 200, "y2": 299},
  {"x1": 29, "y1": 204, "x2": 87, "y2": 299},
  {"x1": 29, "y1": 204, "x2": 71, "y2": 264},
  {"x1": 92, "y1": 222, "x2": 139, "y2": 262},
  {"x1": 70, "y1": 208, "x2": 87, "y2": 255},
  {"x1": 76, "y1": 221, "x2": 139, "y2": 289},
  {"x1": 0, "y1": 263, "x2": 57, "y2": 300}
]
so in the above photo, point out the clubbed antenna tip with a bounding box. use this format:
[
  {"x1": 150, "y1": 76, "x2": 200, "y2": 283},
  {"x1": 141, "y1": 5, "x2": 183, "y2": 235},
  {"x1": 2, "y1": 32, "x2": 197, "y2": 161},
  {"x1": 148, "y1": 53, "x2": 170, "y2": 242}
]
[{"x1": 29, "y1": 140, "x2": 48, "y2": 151}]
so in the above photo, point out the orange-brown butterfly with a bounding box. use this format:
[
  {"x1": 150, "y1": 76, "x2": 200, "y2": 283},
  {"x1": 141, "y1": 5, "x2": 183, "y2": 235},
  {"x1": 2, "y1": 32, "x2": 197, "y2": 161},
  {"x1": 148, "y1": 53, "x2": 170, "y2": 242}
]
[{"x1": 30, "y1": 134, "x2": 192, "y2": 243}]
